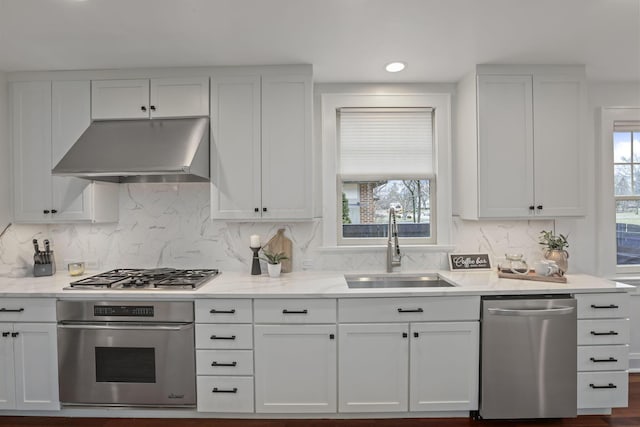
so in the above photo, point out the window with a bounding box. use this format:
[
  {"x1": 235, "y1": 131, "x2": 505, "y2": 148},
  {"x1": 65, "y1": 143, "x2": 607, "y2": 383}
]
[
  {"x1": 614, "y1": 121, "x2": 640, "y2": 266},
  {"x1": 338, "y1": 108, "x2": 434, "y2": 244},
  {"x1": 320, "y1": 93, "x2": 452, "y2": 248}
]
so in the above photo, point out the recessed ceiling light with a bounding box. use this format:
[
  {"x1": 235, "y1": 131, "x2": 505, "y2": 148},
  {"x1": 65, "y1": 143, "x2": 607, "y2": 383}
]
[{"x1": 385, "y1": 62, "x2": 406, "y2": 73}]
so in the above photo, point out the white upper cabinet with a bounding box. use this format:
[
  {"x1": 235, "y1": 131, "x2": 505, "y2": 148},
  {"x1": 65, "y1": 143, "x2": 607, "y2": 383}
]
[
  {"x1": 456, "y1": 65, "x2": 587, "y2": 219},
  {"x1": 11, "y1": 80, "x2": 118, "y2": 224},
  {"x1": 210, "y1": 68, "x2": 313, "y2": 220},
  {"x1": 91, "y1": 77, "x2": 209, "y2": 120}
]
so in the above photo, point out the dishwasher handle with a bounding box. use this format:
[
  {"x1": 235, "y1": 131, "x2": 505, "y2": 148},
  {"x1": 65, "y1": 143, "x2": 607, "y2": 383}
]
[{"x1": 487, "y1": 306, "x2": 575, "y2": 317}]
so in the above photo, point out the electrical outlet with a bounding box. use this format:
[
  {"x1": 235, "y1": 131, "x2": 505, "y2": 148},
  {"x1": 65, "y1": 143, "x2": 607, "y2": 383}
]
[{"x1": 302, "y1": 259, "x2": 314, "y2": 270}]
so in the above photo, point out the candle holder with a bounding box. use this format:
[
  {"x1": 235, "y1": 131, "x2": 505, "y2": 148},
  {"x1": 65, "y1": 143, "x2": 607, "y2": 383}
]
[{"x1": 250, "y1": 246, "x2": 262, "y2": 275}]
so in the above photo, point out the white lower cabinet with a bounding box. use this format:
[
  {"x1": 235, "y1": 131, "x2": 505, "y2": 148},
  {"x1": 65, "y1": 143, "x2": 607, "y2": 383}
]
[
  {"x1": 0, "y1": 323, "x2": 59, "y2": 410},
  {"x1": 254, "y1": 324, "x2": 337, "y2": 413},
  {"x1": 338, "y1": 323, "x2": 409, "y2": 412}
]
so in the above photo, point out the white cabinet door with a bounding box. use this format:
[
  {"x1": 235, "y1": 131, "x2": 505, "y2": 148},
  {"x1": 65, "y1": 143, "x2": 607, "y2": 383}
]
[
  {"x1": 51, "y1": 80, "x2": 94, "y2": 221},
  {"x1": 261, "y1": 74, "x2": 313, "y2": 219},
  {"x1": 150, "y1": 77, "x2": 209, "y2": 118},
  {"x1": 210, "y1": 75, "x2": 262, "y2": 219},
  {"x1": 533, "y1": 74, "x2": 586, "y2": 217},
  {"x1": 11, "y1": 81, "x2": 53, "y2": 222},
  {"x1": 477, "y1": 75, "x2": 534, "y2": 218},
  {"x1": 338, "y1": 323, "x2": 409, "y2": 412},
  {"x1": 254, "y1": 324, "x2": 336, "y2": 413},
  {"x1": 12, "y1": 323, "x2": 59, "y2": 410},
  {"x1": 0, "y1": 325, "x2": 16, "y2": 410},
  {"x1": 91, "y1": 79, "x2": 150, "y2": 120},
  {"x1": 409, "y1": 322, "x2": 479, "y2": 411}
]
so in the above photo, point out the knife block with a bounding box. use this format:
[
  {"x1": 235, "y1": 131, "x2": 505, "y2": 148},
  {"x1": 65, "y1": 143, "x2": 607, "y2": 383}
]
[{"x1": 34, "y1": 253, "x2": 56, "y2": 277}]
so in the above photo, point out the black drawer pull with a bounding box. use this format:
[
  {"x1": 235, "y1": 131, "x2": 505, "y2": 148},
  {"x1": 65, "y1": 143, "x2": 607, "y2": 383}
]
[
  {"x1": 589, "y1": 383, "x2": 617, "y2": 389},
  {"x1": 329, "y1": 334, "x2": 335, "y2": 340},
  {"x1": 398, "y1": 308, "x2": 423, "y2": 313},
  {"x1": 210, "y1": 335, "x2": 236, "y2": 340},
  {"x1": 210, "y1": 309, "x2": 236, "y2": 314},
  {"x1": 11, "y1": 332, "x2": 19, "y2": 338},
  {"x1": 212, "y1": 387, "x2": 238, "y2": 393},
  {"x1": 590, "y1": 357, "x2": 618, "y2": 363},
  {"x1": 212, "y1": 361, "x2": 237, "y2": 367},
  {"x1": 1, "y1": 332, "x2": 9, "y2": 337},
  {"x1": 0, "y1": 308, "x2": 25, "y2": 313},
  {"x1": 590, "y1": 331, "x2": 619, "y2": 336},
  {"x1": 591, "y1": 304, "x2": 619, "y2": 309},
  {"x1": 282, "y1": 309, "x2": 308, "y2": 314}
]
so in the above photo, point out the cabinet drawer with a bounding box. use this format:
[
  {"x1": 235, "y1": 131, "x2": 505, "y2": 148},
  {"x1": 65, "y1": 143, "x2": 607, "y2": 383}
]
[
  {"x1": 196, "y1": 350, "x2": 253, "y2": 375},
  {"x1": 195, "y1": 299, "x2": 252, "y2": 323},
  {"x1": 576, "y1": 293, "x2": 629, "y2": 319},
  {"x1": 577, "y1": 319, "x2": 629, "y2": 345},
  {"x1": 577, "y1": 371, "x2": 628, "y2": 409},
  {"x1": 1, "y1": 298, "x2": 55, "y2": 322},
  {"x1": 339, "y1": 296, "x2": 480, "y2": 323},
  {"x1": 577, "y1": 345, "x2": 629, "y2": 372},
  {"x1": 195, "y1": 324, "x2": 253, "y2": 349},
  {"x1": 254, "y1": 299, "x2": 336, "y2": 324},
  {"x1": 197, "y1": 376, "x2": 254, "y2": 413}
]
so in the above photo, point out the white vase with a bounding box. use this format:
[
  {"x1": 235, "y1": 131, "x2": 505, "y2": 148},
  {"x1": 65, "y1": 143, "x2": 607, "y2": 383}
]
[{"x1": 267, "y1": 263, "x2": 282, "y2": 278}]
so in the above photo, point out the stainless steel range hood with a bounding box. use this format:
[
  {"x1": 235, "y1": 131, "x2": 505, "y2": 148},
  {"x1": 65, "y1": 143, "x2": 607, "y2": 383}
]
[{"x1": 52, "y1": 117, "x2": 210, "y2": 183}]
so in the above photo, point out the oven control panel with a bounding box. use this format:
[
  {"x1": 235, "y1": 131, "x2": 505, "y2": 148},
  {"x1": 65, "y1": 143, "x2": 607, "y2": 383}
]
[{"x1": 94, "y1": 305, "x2": 154, "y2": 317}]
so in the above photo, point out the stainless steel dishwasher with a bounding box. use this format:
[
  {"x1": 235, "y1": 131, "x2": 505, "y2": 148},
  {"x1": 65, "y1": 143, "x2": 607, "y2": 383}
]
[{"x1": 479, "y1": 295, "x2": 577, "y2": 419}]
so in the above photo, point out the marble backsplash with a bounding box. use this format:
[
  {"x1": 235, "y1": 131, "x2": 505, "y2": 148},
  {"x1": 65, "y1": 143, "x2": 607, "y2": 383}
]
[{"x1": 0, "y1": 183, "x2": 554, "y2": 277}]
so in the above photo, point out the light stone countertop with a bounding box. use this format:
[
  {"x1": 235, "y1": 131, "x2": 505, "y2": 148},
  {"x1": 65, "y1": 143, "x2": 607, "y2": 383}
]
[{"x1": 0, "y1": 269, "x2": 632, "y2": 299}]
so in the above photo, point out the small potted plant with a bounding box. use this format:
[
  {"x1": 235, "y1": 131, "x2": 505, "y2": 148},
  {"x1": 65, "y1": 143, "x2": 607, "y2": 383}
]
[
  {"x1": 260, "y1": 250, "x2": 289, "y2": 278},
  {"x1": 539, "y1": 230, "x2": 569, "y2": 273}
]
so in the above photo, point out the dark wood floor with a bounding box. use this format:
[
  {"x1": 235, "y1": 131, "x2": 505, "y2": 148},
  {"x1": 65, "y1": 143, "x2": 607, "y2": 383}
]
[{"x1": 1, "y1": 374, "x2": 639, "y2": 427}]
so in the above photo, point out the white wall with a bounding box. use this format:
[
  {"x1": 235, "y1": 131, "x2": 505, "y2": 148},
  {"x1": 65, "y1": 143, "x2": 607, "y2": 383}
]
[{"x1": 0, "y1": 72, "x2": 10, "y2": 233}]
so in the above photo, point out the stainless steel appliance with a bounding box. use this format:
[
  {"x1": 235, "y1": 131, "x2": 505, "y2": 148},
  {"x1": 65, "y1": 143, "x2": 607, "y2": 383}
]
[
  {"x1": 57, "y1": 300, "x2": 195, "y2": 407},
  {"x1": 479, "y1": 295, "x2": 577, "y2": 419},
  {"x1": 63, "y1": 268, "x2": 219, "y2": 291}
]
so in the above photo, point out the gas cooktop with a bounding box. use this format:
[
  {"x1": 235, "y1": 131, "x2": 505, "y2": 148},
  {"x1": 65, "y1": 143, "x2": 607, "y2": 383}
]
[{"x1": 64, "y1": 268, "x2": 220, "y2": 291}]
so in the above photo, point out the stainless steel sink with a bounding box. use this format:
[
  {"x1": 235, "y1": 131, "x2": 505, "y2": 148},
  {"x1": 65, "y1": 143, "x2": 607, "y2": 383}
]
[{"x1": 345, "y1": 273, "x2": 455, "y2": 289}]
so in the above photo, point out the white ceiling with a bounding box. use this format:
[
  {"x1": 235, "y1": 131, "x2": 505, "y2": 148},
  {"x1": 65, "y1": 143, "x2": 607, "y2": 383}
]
[{"x1": 0, "y1": 0, "x2": 638, "y2": 82}]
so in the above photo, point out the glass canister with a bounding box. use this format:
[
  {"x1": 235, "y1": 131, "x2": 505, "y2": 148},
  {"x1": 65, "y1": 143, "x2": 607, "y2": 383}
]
[{"x1": 504, "y1": 254, "x2": 529, "y2": 275}]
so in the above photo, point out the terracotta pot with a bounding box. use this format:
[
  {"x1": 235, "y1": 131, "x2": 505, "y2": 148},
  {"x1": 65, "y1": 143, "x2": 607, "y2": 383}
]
[
  {"x1": 267, "y1": 263, "x2": 282, "y2": 278},
  {"x1": 544, "y1": 249, "x2": 569, "y2": 274}
]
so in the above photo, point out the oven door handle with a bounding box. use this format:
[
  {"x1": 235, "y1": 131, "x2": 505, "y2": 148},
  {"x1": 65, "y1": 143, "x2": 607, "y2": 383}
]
[{"x1": 57, "y1": 322, "x2": 192, "y2": 331}]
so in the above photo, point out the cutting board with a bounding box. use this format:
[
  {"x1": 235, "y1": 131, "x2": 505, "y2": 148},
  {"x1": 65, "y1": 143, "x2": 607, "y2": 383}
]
[{"x1": 263, "y1": 229, "x2": 292, "y2": 273}]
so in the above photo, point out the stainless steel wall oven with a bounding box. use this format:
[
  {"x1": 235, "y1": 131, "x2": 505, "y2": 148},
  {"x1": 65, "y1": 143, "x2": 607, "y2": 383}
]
[{"x1": 57, "y1": 300, "x2": 195, "y2": 407}]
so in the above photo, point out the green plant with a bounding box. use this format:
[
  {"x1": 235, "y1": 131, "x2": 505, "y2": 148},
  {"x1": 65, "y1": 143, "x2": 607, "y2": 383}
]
[
  {"x1": 539, "y1": 230, "x2": 569, "y2": 251},
  {"x1": 342, "y1": 192, "x2": 351, "y2": 224},
  {"x1": 260, "y1": 250, "x2": 289, "y2": 265}
]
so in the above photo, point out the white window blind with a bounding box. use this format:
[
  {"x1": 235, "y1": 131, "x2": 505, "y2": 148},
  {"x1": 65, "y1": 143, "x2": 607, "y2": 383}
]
[
  {"x1": 614, "y1": 120, "x2": 640, "y2": 132},
  {"x1": 338, "y1": 108, "x2": 434, "y2": 178}
]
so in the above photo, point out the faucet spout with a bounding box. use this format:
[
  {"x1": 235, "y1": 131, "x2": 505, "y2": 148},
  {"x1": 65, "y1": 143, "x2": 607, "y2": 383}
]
[{"x1": 387, "y1": 207, "x2": 402, "y2": 272}]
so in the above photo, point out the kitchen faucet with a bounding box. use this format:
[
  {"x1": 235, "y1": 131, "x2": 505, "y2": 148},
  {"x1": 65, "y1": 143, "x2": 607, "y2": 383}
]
[{"x1": 387, "y1": 207, "x2": 401, "y2": 272}]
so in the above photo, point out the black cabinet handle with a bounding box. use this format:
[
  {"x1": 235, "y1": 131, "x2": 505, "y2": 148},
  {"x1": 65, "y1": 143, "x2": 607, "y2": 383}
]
[
  {"x1": 282, "y1": 309, "x2": 308, "y2": 314},
  {"x1": 591, "y1": 304, "x2": 619, "y2": 309},
  {"x1": 211, "y1": 361, "x2": 237, "y2": 367},
  {"x1": 43, "y1": 210, "x2": 50, "y2": 214},
  {"x1": 329, "y1": 334, "x2": 335, "y2": 340},
  {"x1": 141, "y1": 106, "x2": 147, "y2": 112},
  {"x1": 212, "y1": 387, "x2": 238, "y2": 393},
  {"x1": 397, "y1": 308, "x2": 423, "y2": 313},
  {"x1": 590, "y1": 331, "x2": 619, "y2": 336},
  {"x1": 536, "y1": 205, "x2": 543, "y2": 210},
  {"x1": 529, "y1": 205, "x2": 535, "y2": 211},
  {"x1": 0, "y1": 308, "x2": 24, "y2": 313},
  {"x1": 210, "y1": 335, "x2": 236, "y2": 340},
  {"x1": 51, "y1": 209, "x2": 58, "y2": 214},
  {"x1": 413, "y1": 332, "x2": 419, "y2": 338},
  {"x1": 210, "y1": 309, "x2": 236, "y2": 314},
  {"x1": 11, "y1": 332, "x2": 19, "y2": 338},
  {"x1": 402, "y1": 332, "x2": 408, "y2": 338},
  {"x1": 254, "y1": 208, "x2": 259, "y2": 212},
  {"x1": 263, "y1": 207, "x2": 268, "y2": 212},
  {"x1": 590, "y1": 357, "x2": 618, "y2": 363},
  {"x1": 1, "y1": 332, "x2": 9, "y2": 337},
  {"x1": 150, "y1": 105, "x2": 156, "y2": 111},
  {"x1": 589, "y1": 383, "x2": 617, "y2": 389}
]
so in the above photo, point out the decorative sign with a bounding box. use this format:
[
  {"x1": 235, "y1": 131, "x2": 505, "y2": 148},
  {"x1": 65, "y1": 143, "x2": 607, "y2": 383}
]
[{"x1": 449, "y1": 253, "x2": 492, "y2": 271}]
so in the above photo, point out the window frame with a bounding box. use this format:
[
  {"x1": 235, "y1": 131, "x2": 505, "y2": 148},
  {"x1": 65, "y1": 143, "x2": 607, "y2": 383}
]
[
  {"x1": 321, "y1": 93, "x2": 452, "y2": 248},
  {"x1": 598, "y1": 107, "x2": 640, "y2": 276}
]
